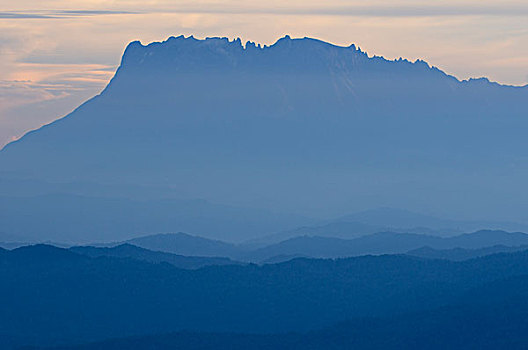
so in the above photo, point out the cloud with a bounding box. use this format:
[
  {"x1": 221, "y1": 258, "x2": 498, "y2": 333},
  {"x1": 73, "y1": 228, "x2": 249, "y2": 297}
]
[
  {"x1": 0, "y1": 62, "x2": 114, "y2": 116},
  {"x1": 292, "y1": 4, "x2": 528, "y2": 17},
  {"x1": 135, "y1": 3, "x2": 528, "y2": 17},
  {"x1": 57, "y1": 10, "x2": 138, "y2": 16},
  {"x1": 0, "y1": 80, "x2": 74, "y2": 147},
  {"x1": 2, "y1": 5, "x2": 528, "y2": 20},
  {"x1": 0, "y1": 80, "x2": 70, "y2": 108},
  {"x1": 0, "y1": 10, "x2": 136, "y2": 19},
  {"x1": 0, "y1": 70, "x2": 110, "y2": 148},
  {"x1": 0, "y1": 12, "x2": 57, "y2": 19}
]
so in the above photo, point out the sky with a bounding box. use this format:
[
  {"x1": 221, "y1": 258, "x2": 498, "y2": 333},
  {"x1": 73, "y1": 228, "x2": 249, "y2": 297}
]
[{"x1": 1, "y1": 0, "x2": 528, "y2": 148}]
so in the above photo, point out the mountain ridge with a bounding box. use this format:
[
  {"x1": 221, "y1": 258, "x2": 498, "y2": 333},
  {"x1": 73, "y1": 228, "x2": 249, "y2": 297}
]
[
  {"x1": 116, "y1": 35, "x2": 525, "y2": 88},
  {"x1": 245, "y1": 229, "x2": 528, "y2": 261},
  {"x1": 98, "y1": 229, "x2": 528, "y2": 262},
  {"x1": 1, "y1": 34, "x2": 528, "y2": 229},
  {"x1": 70, "y1": 243, "x2": 241, "y2": 269},
  {"x1": 2, "y1": 36, "x2": 523, "y2": 154}
]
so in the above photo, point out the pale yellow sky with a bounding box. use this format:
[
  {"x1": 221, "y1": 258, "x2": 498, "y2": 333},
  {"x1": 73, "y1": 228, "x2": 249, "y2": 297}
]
[{"x1": 1, "y1": 0, "x2": 528, "y2": 147}]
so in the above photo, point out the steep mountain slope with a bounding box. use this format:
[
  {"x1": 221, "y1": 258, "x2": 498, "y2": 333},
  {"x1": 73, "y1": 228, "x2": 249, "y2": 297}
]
[{"x1": 1, "y1": 35, "x2": 527, "y2": 223}]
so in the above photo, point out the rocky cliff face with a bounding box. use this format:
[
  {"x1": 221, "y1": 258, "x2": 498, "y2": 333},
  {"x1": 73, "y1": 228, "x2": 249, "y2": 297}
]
[{"x1": 1, "y1": 35, "x2": 527, "y2": 220}]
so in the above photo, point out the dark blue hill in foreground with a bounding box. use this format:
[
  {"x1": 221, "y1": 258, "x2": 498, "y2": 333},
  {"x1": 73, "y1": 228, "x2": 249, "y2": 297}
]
[
  {"x1": 4, "y1": 244, "x2": 528, "y2": 348},
  {"x1": 31, "y1": 287, "x2": 528, "y2": 349}
]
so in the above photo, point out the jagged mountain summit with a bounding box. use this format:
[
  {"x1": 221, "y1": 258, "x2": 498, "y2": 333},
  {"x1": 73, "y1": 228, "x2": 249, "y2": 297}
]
[{"x1": 1, "y1": 35, "x2": 528, "y2": 223}]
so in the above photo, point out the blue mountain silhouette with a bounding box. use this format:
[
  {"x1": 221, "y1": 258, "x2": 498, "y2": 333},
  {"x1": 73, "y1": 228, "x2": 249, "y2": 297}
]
[{"x1": 1, "y1": 35, "x2": 527, "y2": 240}]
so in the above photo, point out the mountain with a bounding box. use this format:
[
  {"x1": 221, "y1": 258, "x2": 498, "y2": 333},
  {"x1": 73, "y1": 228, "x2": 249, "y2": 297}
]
[
  {"x1": 5, "y1": 244, "x2": 528, "y2": 348},
  {"x1": 336, "y1": 208, "x2": 528, "y2": 234},
  {"x1": 336, "y1": 208, "x2": 456, "y2": 230},
  {"x1": 445, "y1": 229, "x2": 528, "y2": 248},
  {"x1": 100, "y1": 229, "x2": 528, "y2": 262},
  {"x1": 1, "y1": 244, "x2": 87, "y2": 265},
  {"x1": 0, "y1": 241, "x2": 32, "y2": 249},
  {"x1": 407, "y1": 245, "x2": 528, "y2": 261},
  {"x1": 332, "y1": 207, "x2": 528, "y2": 236},
  {"x1": 246, "y1": 230, "x2": 528, "y2": 261},
  {"x1": 123, "y1": 232, "x2": 244, "y2": 257},
  {"x1": 247, "y1": 221, "x2": 393, "y2": 246},
  {"x1": 1, "y1": 35, "x2": 527, "y2": 231},
  {"x1": 70, "y1": 243, "x2": 241, "y2": 269},
  {"x1": 249, "y1": 208, "x2": 528, "y2": 246}
]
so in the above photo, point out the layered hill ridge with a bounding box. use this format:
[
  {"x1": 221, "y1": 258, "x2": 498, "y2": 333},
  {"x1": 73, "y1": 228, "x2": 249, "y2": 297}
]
[
  {"x1": 92, "y1": 229, "x2": 528, "y2": 263},
  {"x1": 5, "y1": 243, "x2": 528, "y2": 348},
  {"x1": 1, "y1": 35, "x2": 528, "y2": 222}
]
